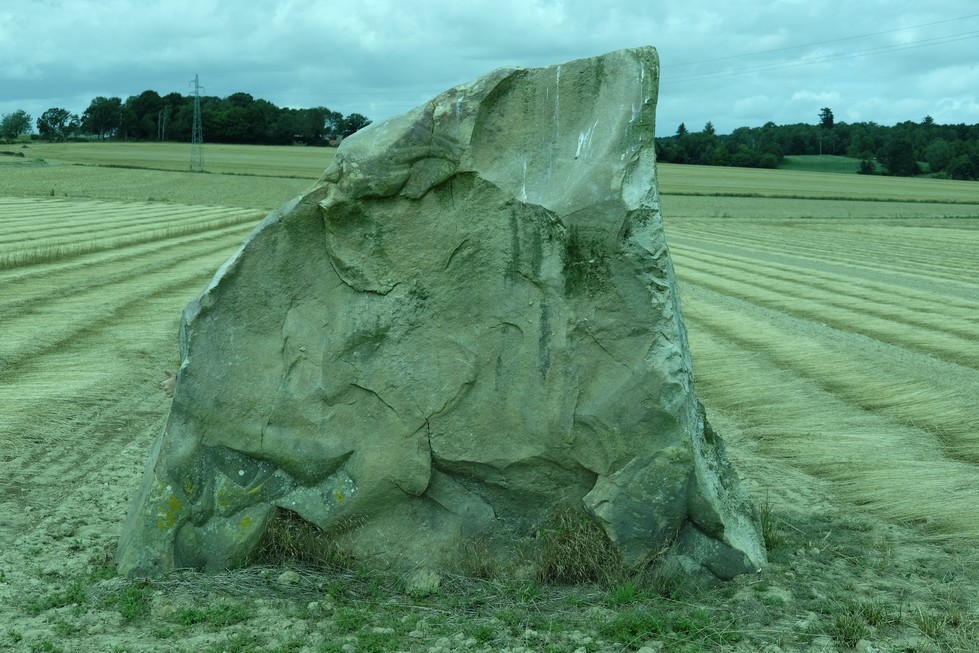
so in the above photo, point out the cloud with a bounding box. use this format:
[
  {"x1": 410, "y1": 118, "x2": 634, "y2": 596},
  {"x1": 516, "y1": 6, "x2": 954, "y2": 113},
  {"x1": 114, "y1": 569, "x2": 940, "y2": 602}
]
[{"x1": 2, "y1": 0, "x2": 978, "y2": 133}]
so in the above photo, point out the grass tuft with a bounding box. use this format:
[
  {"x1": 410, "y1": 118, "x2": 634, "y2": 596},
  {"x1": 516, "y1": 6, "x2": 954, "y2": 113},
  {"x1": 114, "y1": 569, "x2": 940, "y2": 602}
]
[
  {"x1": 535, "y1": 507, "x2": 622, "y2": 585},
  {"x1": 759, "y1": 494, "x2": 783, "y2": 551},
  {"x1": 254, "y1": 508, "x2": 353, "y2": 571}
]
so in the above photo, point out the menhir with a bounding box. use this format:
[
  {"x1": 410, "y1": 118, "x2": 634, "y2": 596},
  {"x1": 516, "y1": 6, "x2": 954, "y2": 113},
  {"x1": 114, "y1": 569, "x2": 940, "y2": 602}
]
[{"x1": 116, "y1": 46, "x2": 767, "y2": 582}]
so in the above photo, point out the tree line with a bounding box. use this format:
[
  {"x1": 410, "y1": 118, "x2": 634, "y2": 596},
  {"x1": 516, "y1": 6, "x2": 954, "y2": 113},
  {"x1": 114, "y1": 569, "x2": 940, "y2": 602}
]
[
  {"x1": 0, "y1": 89, "x2": 372, "y2": 146},
  {"x1": 5, "y1": 98, "x2": 978, "y2": 179},
  {"x1": 656, "y1": 108, "x2": 979, "y2": 179}
]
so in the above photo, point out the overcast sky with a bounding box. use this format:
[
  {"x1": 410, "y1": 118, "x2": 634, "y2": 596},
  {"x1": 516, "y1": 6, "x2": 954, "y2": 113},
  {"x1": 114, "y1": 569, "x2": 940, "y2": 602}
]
[{"x1": 2, "y1": 0, "x2": 978, "y2": 136}]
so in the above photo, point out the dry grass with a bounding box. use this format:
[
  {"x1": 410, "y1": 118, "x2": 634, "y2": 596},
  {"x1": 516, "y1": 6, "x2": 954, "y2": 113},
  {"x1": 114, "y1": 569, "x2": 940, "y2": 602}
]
[
  {"x1": 683, "y1": 325, "x2": 979, "y2": 540},
  {"x1": 535, "y1": 507, "x2": 623, "y2": 585},
  {"x1": 0, "y1": 196, "x2": 255, "y2": 456},
  {"x1": 658, "y1": 161, "x2": 979, "y2": 203},
  {"x1": 3, "y1": 150, "x2": 979, "y2": 651},
  {"x1": 0, "y1": 197, "x2": 261, "y2": 270},
  {"x1": 254, "y1": 509, "x2": 354, "y2": 571},
  {"x1": 0, "y1": 163, "x2": 314, "y2": 209},
  {"x1": 672, "y1": 250, "x2": 979, "y2": 368},
  {"x1": 18, "y1": 141, "x2": 335, "y2": 177}
]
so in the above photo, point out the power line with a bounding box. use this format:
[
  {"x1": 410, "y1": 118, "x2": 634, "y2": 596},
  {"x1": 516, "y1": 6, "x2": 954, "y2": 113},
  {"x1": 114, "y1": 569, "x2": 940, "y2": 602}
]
[
  {"x1": 663, "y1": 12, "x2": 979, "y2": 69},
  {"x1": 664, "y1": 29, "x2": 979, "y2": 84}
]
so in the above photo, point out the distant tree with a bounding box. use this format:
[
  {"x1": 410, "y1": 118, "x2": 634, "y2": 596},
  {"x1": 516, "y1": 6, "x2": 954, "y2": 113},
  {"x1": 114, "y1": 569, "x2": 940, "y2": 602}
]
[
  {"x1": 82, "y1": 96, "x2": 123, "y2": 140},
  {"x1": 121, "y1": 90, "x2": 163, "y2": 140},
  {"x1": 676, "y1": 122, "x2": 688, "y2": 137},
  {"x1": 922, "y1": 115, "x2": 935, "y2": 126},
  {"x1": 758, "y1": 152, "x2": 780, "y2": 168},
  {"x1": 36, "y1": 108, "x2": 80, "y2": 141},
  {"x1": 846, "y1": 123, "x2": 879, "y2": 159},
  {"x1": 703, "y1": 121, "x2": 716, "y2": 136},
  {"x1": 247, "y1": 98, "x2": 282, "y2": 143},
  {"x1": 1, "y1": 110, "x2": 33, "y2": 140},
  {"x1": 295, "y1": 106, "x2": 334, "y2": 144},
  {"x1": 339, "y1": 112, "x2": 371, "y2": 138},
  {"x1": 225, "y1": 92, "x2": 254, "y2": 109},
  {"x1": 819, "y1": 107, "x2": 834, "y2": 130},
  {"x1": 878, "y1": 136, "x2": 920, "y2": 176},
  {"x1": 924, "y1": 138, "x2": 952, "y2": 174},
  {"x1": 159, "y1": 92, "x2": 187, "y2": 140},
  {"x1": 947, "y1": 154, "x2": 976, "y2": 180},
  {"x1": 858, "y1": 158, "x2": 876, "y2": 175},
  {"x1": 322, "y1": 108, "x2": 344, "y2": 139},
  {"x1": 730, "y1": 143, "x2": 756, "y2": 168}
]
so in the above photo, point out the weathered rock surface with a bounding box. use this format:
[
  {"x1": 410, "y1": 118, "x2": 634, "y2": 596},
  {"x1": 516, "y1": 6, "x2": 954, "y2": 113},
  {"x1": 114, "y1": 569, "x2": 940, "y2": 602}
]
[{"x1": 116, "y1": 46, "x2": 766, "y2": 579}]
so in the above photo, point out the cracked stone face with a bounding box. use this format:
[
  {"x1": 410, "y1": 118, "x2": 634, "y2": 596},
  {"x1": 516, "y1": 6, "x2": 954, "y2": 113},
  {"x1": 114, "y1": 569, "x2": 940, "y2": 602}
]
[{"x1": 116, "y1": 46, "x2": 767, "y2": 579}]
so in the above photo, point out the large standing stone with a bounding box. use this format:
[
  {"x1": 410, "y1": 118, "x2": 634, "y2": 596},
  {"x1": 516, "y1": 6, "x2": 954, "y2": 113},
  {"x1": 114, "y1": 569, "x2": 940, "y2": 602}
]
[{"x1": 116, "y1": 47, "x2": 766, "y2": 580}]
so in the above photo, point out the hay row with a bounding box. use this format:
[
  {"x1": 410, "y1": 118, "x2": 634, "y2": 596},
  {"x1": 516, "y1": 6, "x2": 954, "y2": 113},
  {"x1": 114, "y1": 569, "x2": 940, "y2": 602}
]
[
  {"x1": 668, "y1": 228, "x2": 966, "y2": 283},
  {"x1": 672, "y1": 251, "x2": 979, "y2": 369},
  {"x1": 672, "y1": 238, "x2": 978, "y2": 315},
  {"x1": 658, "y1": 161, "x2": 979, "y2": 203},
  {"x1": 0, "y1": 201, "x2": 251, "y2": 245},
  {"x1": 0, "y1": 230, "x2": 247, "y2": 374},
  {"x1": 0, "y1": 165, "x2": 313, "y2": 209},
  {"x1": 683, "y1": 311, "x2": 979, "y2": 542},
  {"x1": 683, "y1": 289, "x2": 978, "y2": 458},
  {"x1": 671, "y1": 244, "x2": 978, "y2": 340},
  {"x1": 0, "y1": 220, "x2": 251, "y2": 294},
  {"x1": 667, "y1": 220, "x2": 978, "y2": 284},
  {"x1": 0, "y1": 223, "x2": 251, "y2": 326},
  {"x1": 661, "y1": 194, "x2": 979, "y2": 220},
  {"x1": 0, "y1": 210, "x2": 259, "y2": 271}
]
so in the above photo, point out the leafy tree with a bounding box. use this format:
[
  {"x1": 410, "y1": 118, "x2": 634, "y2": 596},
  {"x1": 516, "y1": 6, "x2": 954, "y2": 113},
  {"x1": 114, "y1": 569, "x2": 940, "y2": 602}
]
[
  {"x1": 121, "y1": 90, "x2": 164, "y2": 140},
  {"x1": 819, "y1": 107, "x2": 834, "y2": 130},
  {"x1": 924, "y1": 138, "x2": 952, "y2": 174},
  {"x1": 297, "y1": 106, "x2": 336, "y2": 144},
  {"x1": 947, "y1": 154, "x2": 976, "y2": 180},
  {"x1": 225, "y1": 92, "x2": 254, "y2": 109},
  {"x1": 878, "y1": 136, "x2": 920, "y2": 176},
  {"x1": 36, "y1": 108, "x2": 80, "y2": 141},
  {"x1": 0, "y1": 110, "x2": 33, "y2": 140},
  {"x1": 339, "y1": 112, "x2": 371, "y2": 138},
  {"x1": 846, "y1": 123, "x2": 879, "y2": 159},
  {"x1": 82, "y1": 96, "x2": 123, "y2": 140},
  {"x1": 731, "y1": 143, "x2": 756, "y2": 167}
]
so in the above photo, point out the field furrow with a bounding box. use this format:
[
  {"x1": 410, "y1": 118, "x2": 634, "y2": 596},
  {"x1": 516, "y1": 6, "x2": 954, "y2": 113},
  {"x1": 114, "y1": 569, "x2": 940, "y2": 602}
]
[
  {"x1": 0, "y1": 208, "x2": 244, "y2": 249},
  {"x1": 672, "y1": 238, "x2": 979, "y2": 317},
  {"x1": 0, "y1": 198, "x2": 261, "y2": 270},
  {"x1": 669, "y1": 244, "x2": 979, "y2": 368},
  {"x1": 0, "y1": 221, "x2": 253, "y2": 317},
  {"x1": 0, "y1": 232, "x2": 249, "y2": 377},
  {"x1": 670, "y1": 243, "x2": 979, "y2": 342},
  {"x1": 679, "y1": 286, "x2": 979, "y2": 540},
  {"x1": 667, "y1": 220, "x2": 979, "y2": 284},
  {"x1": 0, "y1": 246, "x2": 247, "y2": 458},
  {"x1": 681, "y1": 285, "x2": 979, "y2": 458}
]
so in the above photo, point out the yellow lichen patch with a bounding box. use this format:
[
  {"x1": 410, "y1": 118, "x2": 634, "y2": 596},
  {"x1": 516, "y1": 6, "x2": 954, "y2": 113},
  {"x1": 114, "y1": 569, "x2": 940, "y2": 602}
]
[
  {"x1": 240, "y1": 514, "x2": 253, "y2": 530},
  {"x1": 156, "y1": 496, "x2": 183, "y2": 530}
]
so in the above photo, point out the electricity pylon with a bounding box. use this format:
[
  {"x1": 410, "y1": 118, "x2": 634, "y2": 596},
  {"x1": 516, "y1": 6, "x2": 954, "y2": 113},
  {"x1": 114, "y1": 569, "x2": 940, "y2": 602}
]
[{"x1": 190, "y1": 74, "x2": 204, "y2": 172}]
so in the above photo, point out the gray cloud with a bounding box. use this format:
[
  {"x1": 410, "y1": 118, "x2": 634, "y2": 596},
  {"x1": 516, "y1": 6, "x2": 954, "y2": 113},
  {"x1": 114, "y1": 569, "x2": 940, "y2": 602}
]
[{"x1": 2, "y1": 0, "x2": 977, "y2": 134}]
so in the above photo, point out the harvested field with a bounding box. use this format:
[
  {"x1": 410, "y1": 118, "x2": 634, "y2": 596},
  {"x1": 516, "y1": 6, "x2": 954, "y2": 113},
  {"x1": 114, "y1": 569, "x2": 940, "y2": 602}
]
[{"x1": 1, "y1": 146, "x2": 978, "y2": 652}]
